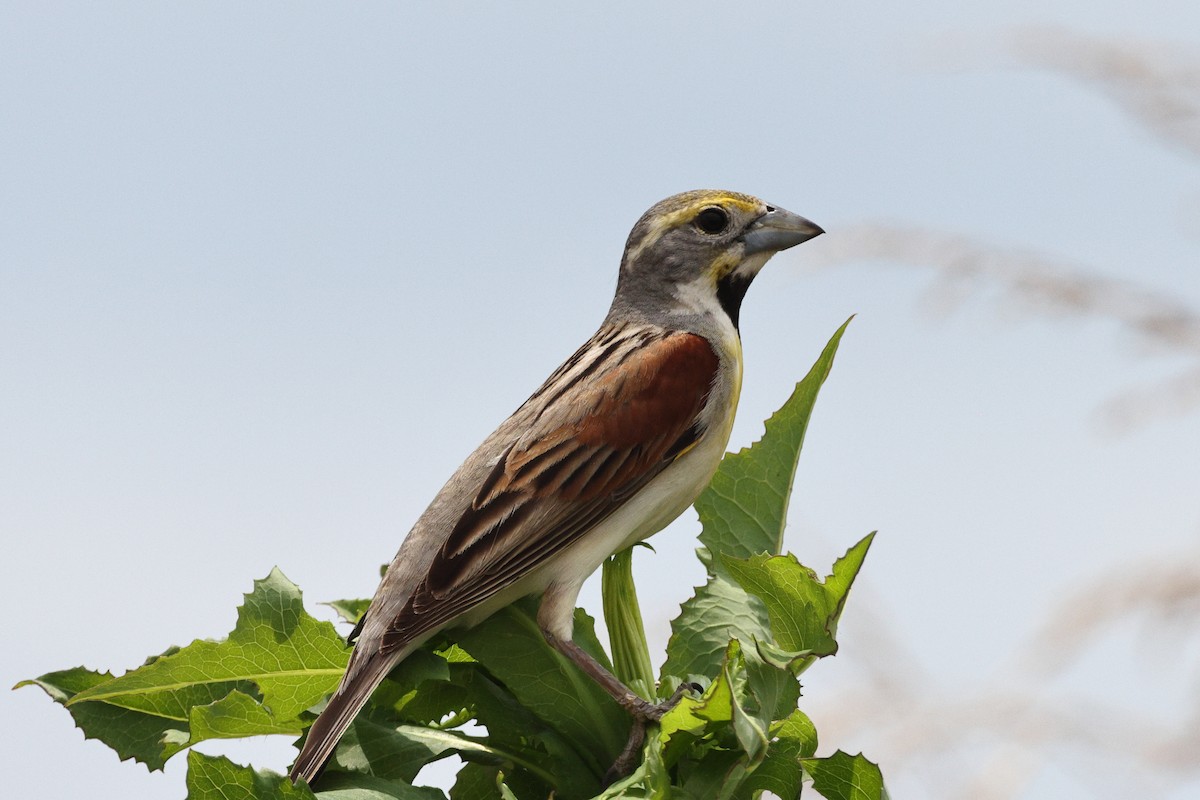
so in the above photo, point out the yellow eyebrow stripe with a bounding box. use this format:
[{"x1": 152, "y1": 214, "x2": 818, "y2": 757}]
[
  {"x1": 623, "y1": 190, "x2": 764, "y2": 266},
  {"x1": 654, "y1": 195, "x2": 761, "y2": 230}
]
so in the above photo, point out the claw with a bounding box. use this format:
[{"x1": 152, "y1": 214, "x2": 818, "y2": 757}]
[
  {"x1": 622, "y1": 681, "x2": 701, "y2": 721},
  {"x1": 603, "y1": 718, "x2": 647, "y2": 787},
  {"x1": 603, "y1": 682, "x2": 703, "y2": 785}
]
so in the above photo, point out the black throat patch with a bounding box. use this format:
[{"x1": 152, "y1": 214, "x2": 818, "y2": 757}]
[{"x1": 716, "y1": 272, "x2": 753, "y2": 330}]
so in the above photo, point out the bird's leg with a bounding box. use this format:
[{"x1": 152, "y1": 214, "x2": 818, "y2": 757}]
[
  {"x1": 537, "y1": 584, "x2": 699, "y2": 780},
  {"x1": 606, "y1": 716, "x2": 646, "y2": 786},
  {"x1": 540, "y1": 629, "x2": 667, "y2": 719},
  {"x1": 598, "y1": 682, "x2": 701, "y2": 785},
  {"x1": 539, "y1": 627, "x2": 700, "y2": 783}
]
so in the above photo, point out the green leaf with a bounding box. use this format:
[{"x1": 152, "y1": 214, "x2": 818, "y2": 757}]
[
  {"x1": 663, "y1": 322, "x2": 851, "y2": 686},
  {"x1": 185, "y1": 752, "x2": 315, "y2": 800},
  {"x1": 315, "y1": 771, "x2": 447, "y2": 800},
  {"x1": 660, "y1": 572, "x2": 771, "y2": 688},
  {"x1": 448, "y1": 764, "x2": 502, "y2": 800},
  {"x1": 368, "y1": 649, "x2": 456, "y2": 724},
  {"x1": 20, "y1": 569, "x2": 351, "y2": 768},
  {"x1": 667, "y1": 539, "x2": 873, "y2": 777},
  {"x1": 721, "y1": 643, "x2": 768, "y2": 761},
  {"x1": 660, "y1": 573, "x2": 801, "y2": 734},
  {"x1": 17, "y1": 666, "x2": 186, "y2": 769},
  {"x1": 740, "y1": 648, "x2": 800, "y2": 741},
  {"x1": 739, "y1": 710, "x2": 818, "y2": 798},
  {"x1": 660, "y1": 650, "x2": 732, "y2": 741},
  {"x1": 329, "y1": 718, "x2": 461, "y2": 782},
  {"x1": 452, "y1": 598, "x2": 629, "y2": 777},
  {"x1": 675, "y1": 748, "x2": 752, "y2": 800},
  {"x1": 184, "y1": 735, "x2": 447, "y2": 799},
  {"x1": 804, "y1": 750, "x2": 889, "y2": 800},
  {"x1": 451, "y1": 662, "x2": 598, "y2": 800},
  {"x1": 167, "y1": 689, "x2": 304, "y2": 759},
  {"x1": 325, "y1": 598, "x2": 372, "y2": 626},
  {"x1": 724, "y1": 534, "x2": 873, "y2": 665},
  {"x1": 330, "y1": 719, "x2": 562, "y2": 787},
  {"x1": 773, "y1": 709, "x2": 818, "y2": 759},
  {"x1": 695, "y1": 318, "x2": 851, "y2": 562},
  {"x1": 70, "y1": 568, "x2": 349, "y2": 723},
  {"x1": 659, "y1": 638, "x2": 801, "y2": 798}
]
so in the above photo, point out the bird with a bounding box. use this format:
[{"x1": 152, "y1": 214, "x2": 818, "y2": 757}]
[{"x1": 289, "y1": 189, "x2": 823, "y2": 786}]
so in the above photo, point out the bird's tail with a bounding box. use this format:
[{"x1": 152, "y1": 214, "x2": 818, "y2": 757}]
[{"x1": 289, "y1": 649, "x2": 402, "y2": 786}]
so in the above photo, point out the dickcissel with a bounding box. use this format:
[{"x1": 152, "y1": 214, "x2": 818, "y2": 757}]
[{"x1": 290, "y1": 189, "x2": 823, "y2": 785}]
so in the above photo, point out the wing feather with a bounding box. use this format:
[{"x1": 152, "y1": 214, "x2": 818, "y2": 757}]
[{"x1": 381, "y1": 327, "x2": 719, "y2": 651}]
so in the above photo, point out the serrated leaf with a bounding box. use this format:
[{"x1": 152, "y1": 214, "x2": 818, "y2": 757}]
[
  {"x1": 741, "y1": 648, "x2": 800, "y2": 737},
  {"x1": 166, "y1": 689, "x2": 303, "y2": 760},
  {"x1": 594, "y1": 730, "x2": 671, "y2": 800},
  {"x1": 724, "y1": 535, "x2": 874, "y2": 660},
  {"x1": 664, "y1": 322, "x2": 850, "y2": 687},
  {"x1": 325, "y1": 598, "x2": 372, "y2": 626},
  {"x1": 17, "y1": 666, "x2": 186, "y2": 769},
  {"x1": 185, "y1": 751, "x2": 315, "y2": 800},
  {"x1": 21, "y1": 570, "x2": 351, "y2": 768},
  {"x1": 739, "y1": 710, "x2": 818, "y2": 798},
  {"x1": 804, "y1": 750, "x2": 889, "y2": 800},
  {"x1": 695, "y1": 318, "x2": 851, "y2": 563},
  {"x1": 70, "y1": 568, "x2": 349, "y2": 724},
  {"x1": 752, "y1": 638, "x2": 816, "y2": 672},
  {"x1": 660, "y1": 557, "x2": 837, "y2": 789},
  {"x1": 660, "y1": 573, "x2": 771, "y2": 687},
  {"x1": 590, "y1": 740, "x2": 666, "y2": 800},
  {"x1": 772, "y1": 709, "x2": 818, "y2": 758}
]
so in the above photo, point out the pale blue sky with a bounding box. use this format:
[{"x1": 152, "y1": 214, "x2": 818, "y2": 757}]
[{"x1": 3, "y1": 3, "x2": 1198, "y2": 798}]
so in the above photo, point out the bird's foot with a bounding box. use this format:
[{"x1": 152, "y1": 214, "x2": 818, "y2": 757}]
[
  {"x1": 620, "y1": 680, "x2": 702, "y2": 722},
  {"x1": 604, "y1": 682, "x2": 702, "y2": 785},
  {"x1": 604, "y1": 717, "x2": 648, "y2": 786}
]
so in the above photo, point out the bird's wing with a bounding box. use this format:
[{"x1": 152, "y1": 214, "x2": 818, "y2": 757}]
[{"x1": 380, "y1": 326, "x2": 720, "y2": 651}]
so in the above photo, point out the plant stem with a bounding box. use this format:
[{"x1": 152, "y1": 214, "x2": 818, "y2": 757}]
[{"x1": 601, "y1": 547, "x2": 656, "y2": 699}]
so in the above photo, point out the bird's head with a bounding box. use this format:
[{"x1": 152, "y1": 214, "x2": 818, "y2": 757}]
[{"x1": 613, "y1": 190, "x2": 823, "y2": 329}]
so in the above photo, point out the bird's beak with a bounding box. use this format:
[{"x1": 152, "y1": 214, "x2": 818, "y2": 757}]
[{"x1": 741, "y1": 205, "x2": 824, "y2": 255}]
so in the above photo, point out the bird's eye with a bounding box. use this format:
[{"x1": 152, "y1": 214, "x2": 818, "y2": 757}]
[{"x1": 694, "y1": 206, "x2": 729, "y2": 235}]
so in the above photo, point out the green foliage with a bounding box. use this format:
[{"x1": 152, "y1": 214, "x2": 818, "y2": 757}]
[
  {"x1": 186, "y1": 752, "x2": 317, "y2": 800},
  {"x1": 19, "y1": 320, "x2": 887, "y2": 798},
  {"x1": 695, "y1": 318, "x2": 852, "y2": 563},
  {"x1": 16, "y1": 570, "x2": 349, "y2": 770},
  {"x1": 804, "y1": 750, "x2": 890, "y2": 800}
]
